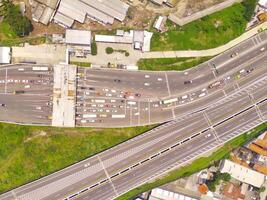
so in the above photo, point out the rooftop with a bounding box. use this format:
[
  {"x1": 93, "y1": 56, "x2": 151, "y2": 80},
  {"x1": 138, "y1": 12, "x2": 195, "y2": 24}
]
[
  {"x1": 220, "y1": 159, "x2": 265, "y2": 188},
  {"x1": 65, "y1": 29, "x2": 91, "y2": 46},
  {"x1": 0, "y1": 47, "x2": 11, "y2": 64}
]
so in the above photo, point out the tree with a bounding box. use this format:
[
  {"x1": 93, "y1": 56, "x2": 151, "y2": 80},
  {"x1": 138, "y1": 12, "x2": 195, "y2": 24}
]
[
  {"x1": 242, "y1": 0, "x2": 257, "y2": 21},
  {"x1": 1, "y1": 0, "x2": 33, "y2": 36}
]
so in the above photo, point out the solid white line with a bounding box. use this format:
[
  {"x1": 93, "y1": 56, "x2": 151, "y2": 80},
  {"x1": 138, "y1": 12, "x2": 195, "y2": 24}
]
[
  {"x1": 97, "y1": 155, "x2": 118, "y2": 196},
  {"x1": 4, "y1": 68, "x2": 7, "y2": 94},
  {"x1": 148, "y1": 99, "x2": 151, "y2": 124},
  {"x1": 164, "y1": 72, "x2": 171, "y2": 97}
]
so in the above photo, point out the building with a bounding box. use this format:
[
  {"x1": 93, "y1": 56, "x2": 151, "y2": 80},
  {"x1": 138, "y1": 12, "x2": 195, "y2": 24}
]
[
  {"x1": 153, "y1": 16, "x2": 167, "y2": 32},
  {"x1": 0, "y1": 47, "x2": 11, "y2": 64},
  {"x1": 95, "y1": 30, "x2": 153, "y2": 52},
  {"x1": 148, "y1": 188, "x2": 198, "y2": 200},
  {"x1": 220, "y1": 159, "x2": 265, "y2": 188},
  {"x1": 65, "y1": 29, "x2": 91, "y2": 57},
  {"x1": 30, "y1": 0, "x2": 59, "y2": 25},
  {"x1": 259, "y1": 0, "x2": 267, "y2": 9},
  {"x1": 222, "y1": 182, "x2": 245, "y2": 200},
  {"x1": 53, "y1": 0, "x2": 128, "y2": 27}
]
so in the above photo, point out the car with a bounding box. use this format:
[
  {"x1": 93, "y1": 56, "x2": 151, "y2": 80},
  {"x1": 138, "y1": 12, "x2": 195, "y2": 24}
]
[
  {"x1": 144, "y1": 83, "x2": 150, "y2": 86},
  {"x1": 231, "y1": 52, "x2": 238, "y2": 58},
  {"x1": 114, "y1": 79, "x2": 121, "y2": 83},
  {"x1": 135, "y1": 93, "x2": 141, "y2": 97},
  {"x1": 145, "y1": 75, "x2": 150, "y2": 78},
  {"x1": 0, "y1": 103, "x2": 6, "y2": 107},
  {"x1": 184, "y1": 80, "x2": 192, "y2": 84},
  {"x1": 157, "y1": 78, "x2": 163, "y2": 81},
  {"x1": 260, "y1": 47, "x2": 265, "y2": 51},
  {"x1": 89, "y1": 87, "x2": 95, "y2": 90},
  {"x1": 205, "y1": 133, "x2": 211, "y2": 138}
]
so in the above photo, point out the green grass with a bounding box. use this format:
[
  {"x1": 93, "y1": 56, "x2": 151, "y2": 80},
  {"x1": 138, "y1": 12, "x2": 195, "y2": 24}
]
[
  {"x1": 137, "y1": 57, "x2": 212, "y2": 71},
  {"x1": 70, "y1": 61, "x2": 91, "y2": 67},
  {"x1": 116, "y1": 122, "x2": 267, "y2": 200},
  {"x1": 151, "y1": 3, "x2": 248, "y2": 51},
  {"x1": 0, "y1": 21, "x2": 45, "y2": 46},
  {"x1": 0, "y1": 123, "x2": 154, "y2": 193}
]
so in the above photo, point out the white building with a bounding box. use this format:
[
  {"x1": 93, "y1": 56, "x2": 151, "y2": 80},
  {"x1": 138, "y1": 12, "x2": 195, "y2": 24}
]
[
  {"x1": 0, "y1": 47, "x2": 11, "y2": 64},
  {"x1": 95, "y1": 30, "x2": 153, "y2": 52},
  {"x1": 149, "y1": 188, "x2": 198, "y2": 200},
  {"x1": 65, "y1": 29, "x2": 91, "y2": 56},
  {"x1": 220, "y1": 159, "x2": 265, "y2": 188},
  {"x1": 259, "y1": 0, "x2": 267, "y2": 8}
]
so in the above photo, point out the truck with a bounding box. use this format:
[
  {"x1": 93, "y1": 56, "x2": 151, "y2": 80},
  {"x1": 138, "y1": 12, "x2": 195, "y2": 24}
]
[
  {"x1": 32, "y1": 66, "x2": 49, "y2": 71},
  {"x1": 83, "y1": 114, "x2": 97, "y2": 118},
  {"x1": 112, "y1": 114, "x2": 126, "y2": 119},
  {"x1": 208, "y1": 81, "x2": 222, "y2": 89},
  {"x1": 14, "y1": 90, "x2": 25, "y2": 94},
  {"x1": 162, "y1": 98, "x2": 178, "y2": 105}
]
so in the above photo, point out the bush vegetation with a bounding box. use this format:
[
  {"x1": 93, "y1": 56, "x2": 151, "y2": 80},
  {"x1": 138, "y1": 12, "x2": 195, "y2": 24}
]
[
  {"x1": 106, "y1": 47, "x2": 114, "y2": 54},
  {"x1": 206, "y1": 172, "x2": 231, "y2": 192},
  {"x1": 91, "y1": 41, "x2": 97, "y2": 55},
  {"x1": 0, "y1": 0, "x2": 32, "y2": 36},
  {"x1": 151, "y1": 2, "x2": 256, "y2": 51}
]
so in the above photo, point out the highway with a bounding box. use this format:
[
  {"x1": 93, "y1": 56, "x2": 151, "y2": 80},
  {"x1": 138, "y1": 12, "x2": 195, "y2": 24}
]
[
  {"x1": 0, "y1": 58, "x2": 267, "y2": 199},
  {"x1": 1, "y1": 29, "x2": 267, "y2": 200},
  {"x1": 75, "y1": 30, "x2": 267, "y2": 127}
]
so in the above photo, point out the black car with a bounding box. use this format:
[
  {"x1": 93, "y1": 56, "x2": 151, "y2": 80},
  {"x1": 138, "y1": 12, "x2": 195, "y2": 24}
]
[
  {"x1": 0, "y1": 103, "x2": 6, "y2": 107},
  {"x1": 184, "y1": 80, "x2": 192, "y2": 84},
  {"x1": 114, "y1": 79, "x2": 121, "y2": 83}
]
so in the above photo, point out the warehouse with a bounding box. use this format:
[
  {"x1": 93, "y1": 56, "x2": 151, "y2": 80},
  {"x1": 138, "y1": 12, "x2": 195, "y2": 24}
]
[
  {"x1": 220, "y1": 159, "x2": 265, "y2": 188},
  {"x1": 53, "y1": 0, "x2": 128, "y2": 28}
]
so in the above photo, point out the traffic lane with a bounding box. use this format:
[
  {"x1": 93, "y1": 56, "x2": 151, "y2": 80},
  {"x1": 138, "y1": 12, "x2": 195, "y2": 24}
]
[
  {"x1": 0, "y1": 94, "x2": 52, "y2": 124},
  {"x1": 76, "y1": 130, "x2": 218, "y2": 200},
  {"x1": 102, "y1": 116, "x2": 208, "y2": 176},
  {"x1": 11, "y1": 157, "x2": 108, "y2": 200},
  {"x1": 258, "y1": 100, "x2": 267, "y2": 118},
  {"x1": 99, "y1": 114, "x2": 205, "y2": 163}
]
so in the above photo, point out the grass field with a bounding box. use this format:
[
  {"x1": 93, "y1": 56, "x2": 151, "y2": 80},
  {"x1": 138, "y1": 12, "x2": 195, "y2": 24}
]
[
  {"x1": 0, "y1": 21, "x2": 45, "y2": 46},
  {"x1": 116, "y1": 122, "x2": 267, "y2": 200},
  {"x1": 151, "y1": 3, "x2": 248, "y2": 51},
  {"x1": 137, "y1": 57, "x2": 212, "y2": 71},
  {"x1": 0, "y1": 123, "x2": 154, "y2": 193}
]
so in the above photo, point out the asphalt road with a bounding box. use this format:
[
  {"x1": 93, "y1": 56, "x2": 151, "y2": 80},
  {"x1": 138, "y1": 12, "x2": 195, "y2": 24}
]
[
  {"x1": 75, "y1": 30, "x2": 267, "y2": 127},
  {"x1": 0, "y1": 64, "x2": 53, "y2": 125},
  {"x1": 0, "y1": 65, "x2": 266, "y2": 200}
]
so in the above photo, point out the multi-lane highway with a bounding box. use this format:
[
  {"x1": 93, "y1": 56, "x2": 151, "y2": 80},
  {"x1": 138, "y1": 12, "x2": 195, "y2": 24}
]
[
  {"x1": 1, "y1": 29, "x2": 267, "y2": 200},
  {"x1": 1, "y1": 65, "x2": 266, "y2": 200},
  {"x1": 75, "y1": 31, "x2": 267, "y2": 127},
  {"x1": 1, "y1": 30, "x2": 267, "y2": 200}
]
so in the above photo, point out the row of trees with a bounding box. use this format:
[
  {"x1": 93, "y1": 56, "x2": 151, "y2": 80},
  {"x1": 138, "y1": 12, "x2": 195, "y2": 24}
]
[{"x1": 0, "y1": 0, "x2": 32, "y2": 36}]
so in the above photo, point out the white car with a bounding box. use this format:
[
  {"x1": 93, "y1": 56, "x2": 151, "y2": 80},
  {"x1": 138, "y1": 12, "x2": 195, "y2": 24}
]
[{"x1": 144, "y1": 83, "x2": 150, "y2": 86}]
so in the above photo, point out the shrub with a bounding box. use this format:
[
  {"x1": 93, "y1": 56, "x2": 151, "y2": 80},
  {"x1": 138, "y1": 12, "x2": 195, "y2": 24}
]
[
  {"x1": 91, "y1": 41, "x2": 97, "y2": 55},
  {"x1": 242, "y1": 0, "x2": 257, "y2": 21},
  {"x1": 125, "y1": 52, "x2": 130, "y2": 57},
  {"x1": 106, "y1": 47, "x2": 114, "y2": 54},
  {"x1": 1, "y1": 0, "x2": 33, "y2": 36}
]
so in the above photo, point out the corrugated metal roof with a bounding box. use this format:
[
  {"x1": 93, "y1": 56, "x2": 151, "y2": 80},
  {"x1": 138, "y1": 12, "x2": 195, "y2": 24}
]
[
  {"x1": 53, "y1": 12, "x2": 74, "y2": 27},
  {"x1": 66, "y1": 29, "x2": 91, "y2": 45},
  {"x1": 220, "y1": 159, "x2": 265, "y2": 188},
  {"x1": 80, "y1": 0, "x2": 126, "y2": 21},
  {"x1": 101, "y1": 0, "x2": 129, "y2": 14},
  {"x1": 83, "y1": 3, "x2": 114, "y2": 24},
  {"x1": 57, "y1": 0, "x2": 86, "y2": 23},
  {"x1": 39, "y1": 6, "x2": 54, "y2": 25}
]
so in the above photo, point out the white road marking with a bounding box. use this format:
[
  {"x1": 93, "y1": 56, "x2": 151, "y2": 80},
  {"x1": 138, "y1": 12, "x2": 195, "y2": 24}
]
[
  {"x1": 4, "y1": 68, "x2": 7, "y2": 94},
  {"x1": 97, "y1": 155, "x2": 118, "y2": 196},
  {"x1": 203, "y1": 111, "x2": 222, "y2": 143},
  {"x1": 164, "y1": 72, "x2": 171, "y2": 97}
]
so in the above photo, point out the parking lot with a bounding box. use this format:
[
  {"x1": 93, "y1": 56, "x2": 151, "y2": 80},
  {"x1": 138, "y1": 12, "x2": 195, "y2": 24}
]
[{"x1": 0, "y1": 64, "x2": 54, "y2": 125}]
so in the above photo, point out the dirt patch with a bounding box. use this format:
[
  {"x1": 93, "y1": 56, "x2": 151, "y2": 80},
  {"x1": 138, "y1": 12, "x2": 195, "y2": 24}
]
[{"x1": 24, "y1": 130, "x2": 47, "y2": 142}]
